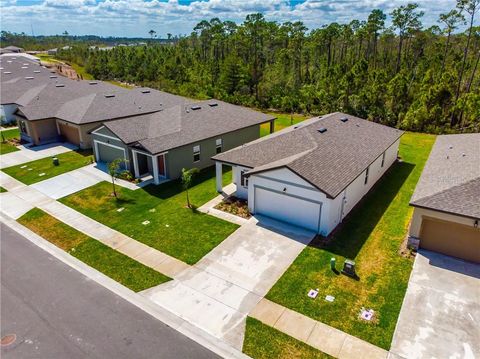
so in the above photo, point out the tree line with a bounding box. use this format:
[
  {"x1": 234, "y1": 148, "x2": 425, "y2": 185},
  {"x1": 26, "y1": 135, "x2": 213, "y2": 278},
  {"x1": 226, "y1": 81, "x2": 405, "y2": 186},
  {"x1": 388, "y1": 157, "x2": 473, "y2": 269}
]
[{"x1": 57, "y1": 1, "x2": 479, "y2": 132}]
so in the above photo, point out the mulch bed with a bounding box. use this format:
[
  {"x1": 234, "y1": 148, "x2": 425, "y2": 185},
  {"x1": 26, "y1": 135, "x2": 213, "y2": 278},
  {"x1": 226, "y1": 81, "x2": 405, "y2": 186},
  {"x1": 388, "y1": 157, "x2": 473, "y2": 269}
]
[{"x1": 214, "y1": 196, "x2": 251, "y2": 219}]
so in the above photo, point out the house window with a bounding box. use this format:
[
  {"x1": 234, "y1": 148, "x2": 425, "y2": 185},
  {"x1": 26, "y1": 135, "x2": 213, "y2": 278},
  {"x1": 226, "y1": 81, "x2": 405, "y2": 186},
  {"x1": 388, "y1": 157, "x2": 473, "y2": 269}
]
[
  {"x1": 215, "y1": 138, "x2": 222, "y2": 154},
  {"x1": 381, "y1": 152, "x2": 385, "y2": 168},
  {"x1": 193, "y1": 145, "x2": 200, "y2": 162},
  {"x1": 364, "y1": 166, "x2": 369, "y2": 185},
  {"x1": 240, "y1": 170, "x2": 249, "y2": 187},
  {"x1": 19, "y1": 120, "x2": 27, "y2": 134}
]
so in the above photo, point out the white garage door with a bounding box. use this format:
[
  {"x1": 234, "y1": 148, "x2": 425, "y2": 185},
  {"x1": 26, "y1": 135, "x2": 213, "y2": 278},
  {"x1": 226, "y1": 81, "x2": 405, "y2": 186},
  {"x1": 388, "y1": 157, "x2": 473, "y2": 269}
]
[{"x1": 254, "y1": 186, "x2": 322, "y2": 232}]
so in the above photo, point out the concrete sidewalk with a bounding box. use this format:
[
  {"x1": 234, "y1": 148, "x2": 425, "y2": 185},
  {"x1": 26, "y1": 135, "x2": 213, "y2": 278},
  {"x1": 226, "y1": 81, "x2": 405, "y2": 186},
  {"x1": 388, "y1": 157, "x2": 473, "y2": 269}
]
[
  {"x1": 250, "y1": 298, "x2": 390, "y2": 359},
  {"x1": 0, "y1": 172, "x2": 189, "y2": 279}
]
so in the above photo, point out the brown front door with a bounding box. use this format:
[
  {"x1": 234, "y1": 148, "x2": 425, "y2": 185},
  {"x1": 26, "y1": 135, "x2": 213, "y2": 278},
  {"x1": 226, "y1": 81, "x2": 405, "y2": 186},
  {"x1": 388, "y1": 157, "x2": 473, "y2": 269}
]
[
  {"x1": 420, "y1": 216, "x2": 480, "y2": 263},
  {"x1": 158, "y1": 154, "x2": 165, "y2": 177}
]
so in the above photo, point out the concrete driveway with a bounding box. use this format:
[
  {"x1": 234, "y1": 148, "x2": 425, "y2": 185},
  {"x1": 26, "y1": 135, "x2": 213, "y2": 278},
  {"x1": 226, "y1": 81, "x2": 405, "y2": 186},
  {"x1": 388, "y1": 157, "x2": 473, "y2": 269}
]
[
  {"x1": 141, "y1": 215, "x2": 314, "y2": 349},
  {"x1": 0, "y1": 142, "x2": 77, "y2": 169},
  {"x1": 391, "y1": 251, "x2": 480, "y2": 359}
]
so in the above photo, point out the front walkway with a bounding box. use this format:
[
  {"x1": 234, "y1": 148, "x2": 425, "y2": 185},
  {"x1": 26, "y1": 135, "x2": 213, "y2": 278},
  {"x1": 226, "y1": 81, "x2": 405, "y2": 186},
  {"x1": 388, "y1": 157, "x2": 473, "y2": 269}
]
[
  {"x1": 141, "y1": 215, "x2": 315, "y2": 349},
  {"x1": 197, "y1": 183, "x2": 248, "y2": 226},
  {"x1": 390, "y1": 251, "x2": 480, "y2": 359},
  {"x1": 0, "y1": 142, "x2": 77, "y2": 169},
  {"x1": 0, "y1": 172, "x2": 189, "y2": 279}
]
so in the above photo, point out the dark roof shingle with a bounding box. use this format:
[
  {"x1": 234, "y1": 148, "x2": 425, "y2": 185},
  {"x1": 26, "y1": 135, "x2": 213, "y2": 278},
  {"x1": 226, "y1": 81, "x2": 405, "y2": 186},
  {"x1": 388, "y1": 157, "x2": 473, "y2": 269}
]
[
  {"x1": 213, "y1": 113, "x2": 404, "y2": 198},
  {"x1": 410, "y1": 134, "x2": 480, "y2": 219},
  {"x1": 104, "y1": 101, "x2": 274, "y2": 154}
]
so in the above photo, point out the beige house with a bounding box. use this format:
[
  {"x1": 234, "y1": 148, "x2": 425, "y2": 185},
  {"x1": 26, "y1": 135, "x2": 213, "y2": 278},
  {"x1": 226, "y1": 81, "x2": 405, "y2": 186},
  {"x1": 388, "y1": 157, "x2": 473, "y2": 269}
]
[{"x1": 409, "y1": 134, "x2": 480, "y2": 263}]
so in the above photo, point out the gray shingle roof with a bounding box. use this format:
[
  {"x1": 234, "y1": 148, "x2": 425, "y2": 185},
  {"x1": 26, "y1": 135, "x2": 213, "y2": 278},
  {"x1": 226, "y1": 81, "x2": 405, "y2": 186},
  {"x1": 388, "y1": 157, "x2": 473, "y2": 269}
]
[
  {"x1": 213, "y1": 113, "x2": 404, "y2": 198},
  {"x1": 1, "y1": 57, "x2": 189, "y2": 124},
  {"x1": 104, "y1": 100, "x2": 274, "y2": 154},
  {"x1": 410, "y1": 134, "x2": 480, "y2": 219}
]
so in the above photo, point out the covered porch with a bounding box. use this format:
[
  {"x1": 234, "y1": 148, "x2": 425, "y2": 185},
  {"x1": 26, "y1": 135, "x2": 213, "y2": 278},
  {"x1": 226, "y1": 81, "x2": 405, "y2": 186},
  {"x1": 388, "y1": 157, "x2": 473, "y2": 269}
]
[
  {"x1": 215, "y1": 161, "x2": 249, "y2": 200},
  {"x1": 131, "y1": 149, "x2": 168, "y2": 185}
]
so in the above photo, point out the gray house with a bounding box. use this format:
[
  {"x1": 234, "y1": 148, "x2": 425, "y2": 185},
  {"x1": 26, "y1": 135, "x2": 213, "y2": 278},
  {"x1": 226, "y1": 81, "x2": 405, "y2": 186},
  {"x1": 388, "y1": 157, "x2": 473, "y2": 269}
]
[{"x1": 91, "y1": 101, "x2": 275, "y2": 184}]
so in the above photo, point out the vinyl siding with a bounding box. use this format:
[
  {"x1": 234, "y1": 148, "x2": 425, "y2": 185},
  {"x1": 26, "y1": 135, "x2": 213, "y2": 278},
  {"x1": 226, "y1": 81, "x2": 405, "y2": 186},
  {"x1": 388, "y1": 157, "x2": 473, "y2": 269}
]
[{"x1": 166, "y1": 124, "x2": 260, "y2": 179}]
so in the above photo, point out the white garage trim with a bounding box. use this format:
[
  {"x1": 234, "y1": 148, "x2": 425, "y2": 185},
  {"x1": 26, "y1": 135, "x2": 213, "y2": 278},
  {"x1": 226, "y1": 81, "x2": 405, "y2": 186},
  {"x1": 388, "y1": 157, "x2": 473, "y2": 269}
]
[
  {"x1": 93, "y1": 139, "x2": 127, "y2": 163},
  {"x1": 91, "y1": 126, "x2": 122, "y2": 141},
  {"x1": 253, "y1": 184, "x2": 322, "y2": 232},
  {"x1": 254, "y1": 174, "x2": 319, "y2": 192}
]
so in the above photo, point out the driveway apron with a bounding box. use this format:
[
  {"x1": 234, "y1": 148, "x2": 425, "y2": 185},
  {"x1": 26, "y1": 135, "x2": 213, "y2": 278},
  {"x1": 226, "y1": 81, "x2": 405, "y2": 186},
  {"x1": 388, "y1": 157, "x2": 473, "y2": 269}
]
[
  {"x1": 141, "y1": 215, "x2": 315, "y2": 349},
  {"x1": 390, "y1": 250, "x2": 480, "y2": 359}
]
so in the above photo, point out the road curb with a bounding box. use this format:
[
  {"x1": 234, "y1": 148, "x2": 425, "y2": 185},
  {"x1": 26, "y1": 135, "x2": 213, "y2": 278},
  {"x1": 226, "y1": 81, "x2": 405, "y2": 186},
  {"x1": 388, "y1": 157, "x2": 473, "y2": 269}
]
[{"x1": 0, "y1": 213, "x2": 251, "y2": 359}]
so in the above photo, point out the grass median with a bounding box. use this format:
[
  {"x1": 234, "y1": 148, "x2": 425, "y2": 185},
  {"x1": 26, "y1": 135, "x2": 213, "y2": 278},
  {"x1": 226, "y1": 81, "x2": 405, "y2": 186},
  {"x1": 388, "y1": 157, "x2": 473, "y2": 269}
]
[{"x1": 18, "y1": 208, "x2": 170, "y2": 292}]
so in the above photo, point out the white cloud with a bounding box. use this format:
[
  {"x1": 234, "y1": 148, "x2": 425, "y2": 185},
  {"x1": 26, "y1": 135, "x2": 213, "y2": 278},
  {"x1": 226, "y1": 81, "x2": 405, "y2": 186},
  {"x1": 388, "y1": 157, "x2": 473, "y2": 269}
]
[{"x1": 0, "y1": 0, "x2": 463, "y2": 37}]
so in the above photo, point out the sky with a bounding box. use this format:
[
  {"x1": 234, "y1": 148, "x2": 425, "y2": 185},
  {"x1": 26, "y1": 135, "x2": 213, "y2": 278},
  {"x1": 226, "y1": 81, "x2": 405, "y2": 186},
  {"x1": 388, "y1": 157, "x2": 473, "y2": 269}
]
[{"x1": 0, "y1": 0, "x2": 467, "y2": 38}]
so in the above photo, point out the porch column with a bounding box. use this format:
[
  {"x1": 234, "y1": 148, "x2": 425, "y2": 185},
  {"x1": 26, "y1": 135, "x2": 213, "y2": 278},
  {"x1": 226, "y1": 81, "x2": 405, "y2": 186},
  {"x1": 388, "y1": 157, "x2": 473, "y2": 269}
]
[
  {"x1": 152, "y1": 155, "x2": 160, "y2": 185},
  {"x1": 215, "y1": 161, "x2": 223, "y2": 193},
  {"x1": 269, "y1": 120, "x2": 275, "y2": 134},
  {"x1": 132, "y1": 151, "x2": 140, "y2": 178}
]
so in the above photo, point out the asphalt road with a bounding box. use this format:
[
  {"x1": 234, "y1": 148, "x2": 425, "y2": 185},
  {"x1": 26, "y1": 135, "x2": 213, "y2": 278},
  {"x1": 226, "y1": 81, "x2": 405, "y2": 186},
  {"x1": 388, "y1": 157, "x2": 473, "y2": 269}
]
[{"x1": 0, "y1": 223, "x2": 219, "y2": 359}]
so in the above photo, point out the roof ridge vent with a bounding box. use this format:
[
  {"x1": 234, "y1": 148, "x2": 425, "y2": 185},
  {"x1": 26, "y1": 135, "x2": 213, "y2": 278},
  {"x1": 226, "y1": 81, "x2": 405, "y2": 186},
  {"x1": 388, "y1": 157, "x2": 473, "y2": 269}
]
[
  {"x1": 21, "y1": 66, "x2": 28, "y2": 69},
  {"x1": 104, "y1": 94, "x2": 115, "y2": 98},
  {"x1": 55, "y1": 84, "x2": 65, "y2": 87},
  {"x1": 89, "y1": 81, "x2": 98, "y2": 85},
  {"x1": 3, "y1": 71, "x2": 12, "y2": 74},
  {"x1": 141, "y1": 89, "x2": 150, "y2": 93},
  {"x1": 317, "y1": 127, "x2": 327, "y2": 133},
  {"x1": 208, "y1": 102, "x2": 218, "y2": 107},
  {"x1": 49, "y1": 75, "x2": 57, "y2": 78},
  {"x1": 191, "y1": 105, "x2": 201, "y2": 110},
  {"x1": 25, "y1": 76, "x2": 34, "y2": 80},
  {"x1": 340, "y1": 117, "x2": 348, "y2": 122},
  {"x1": 34, "y1": 70, "x2": 41, "y2": 73}
]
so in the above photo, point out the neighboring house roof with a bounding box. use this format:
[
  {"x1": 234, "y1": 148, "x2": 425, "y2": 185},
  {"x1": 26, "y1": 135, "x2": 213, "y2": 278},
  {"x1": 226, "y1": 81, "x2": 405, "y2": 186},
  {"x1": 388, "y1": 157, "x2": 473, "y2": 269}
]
[
  {"x1": 3, "y1": 46, "x2": 24, "y2": 52},
  {"x1": 410, "y1": 134, "x2": 480, "y2": 220},
  {"x1": 1, "y1": 58, "x2": 188, "y2": 124},
  {"x1": 213, "y1": 113, "x2": 404, "y2": 198},
  {"x1": 103, "y1": 100, "x2": 274, "y2": 154}
]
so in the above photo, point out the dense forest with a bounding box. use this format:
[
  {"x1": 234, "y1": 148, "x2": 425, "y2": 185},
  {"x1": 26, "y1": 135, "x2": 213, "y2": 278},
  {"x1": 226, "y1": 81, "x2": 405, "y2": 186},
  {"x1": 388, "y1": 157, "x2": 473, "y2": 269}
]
[
  {"x1": 13, "y1": 2, "x2": 480, "y2": 132},
  {"x1": 0, "y1": 31, "x2": 169, "y2": 51}
]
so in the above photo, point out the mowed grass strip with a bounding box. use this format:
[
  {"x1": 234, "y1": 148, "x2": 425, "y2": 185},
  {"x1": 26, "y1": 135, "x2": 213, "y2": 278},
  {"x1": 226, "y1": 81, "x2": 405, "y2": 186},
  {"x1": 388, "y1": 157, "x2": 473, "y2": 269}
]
[
  {"x1": 265, "y1": 132, "x2": 436, "y2": 349},
  {"x1": 243, "y1": 317, "x2": 333, "y2": 359},
  {"x1": 3, "y1": 150, "x2": 93, "y2": 185},
  {"x1": 260, "y1": 113, "x2": 309, "y2": 137},
  {"x1": 0, "y1": 128, "x2": 20, "y2": 154},
  {"x1": 18, "y1": 208, "x2": 170, "y2": 292},
  {"x1": 60, "y1": 167, "x2": 239, "y2": 265}
]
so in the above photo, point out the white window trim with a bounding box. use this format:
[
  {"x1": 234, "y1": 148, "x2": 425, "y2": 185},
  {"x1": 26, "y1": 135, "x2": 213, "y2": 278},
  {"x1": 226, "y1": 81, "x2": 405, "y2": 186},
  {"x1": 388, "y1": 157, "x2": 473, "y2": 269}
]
[
  {"x1": 193, "y1": 145, "x2": 201, "y2": 163},
  {"x1": 215, "y1": 138, "x2": 223, "y2": 153},
  {"x1": 240, "y1": 170, "x2": 249, "y2": 188}
]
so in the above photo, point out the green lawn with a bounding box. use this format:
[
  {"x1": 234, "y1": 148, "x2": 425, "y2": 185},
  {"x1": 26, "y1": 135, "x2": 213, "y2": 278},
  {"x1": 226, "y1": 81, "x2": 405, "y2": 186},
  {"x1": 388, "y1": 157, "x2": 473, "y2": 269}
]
[
  {"x1": 2, "y1": 150, "x2": 93, "y2": 185},
  {"x1": 265, "y1": 132, "x2": 436, "y2": 349},
  {"x1": 260, "y1": 113, "x2": 309, "y2": 137},
  {"x1": 243, "y1": 317, "x2": 333, "y2": 359},
  {"x1": 0, "y1": 186, "x2": 6, "y2": 193},
  {"x1": 0, "y1": 128, "x2": 20, "y2": 154},
  {"x1": 60, "y1": 167, "x2": 239, "y2": 264},
  {"x1": 18, "y1": 208, "x2": 170, "y2": 292}
]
